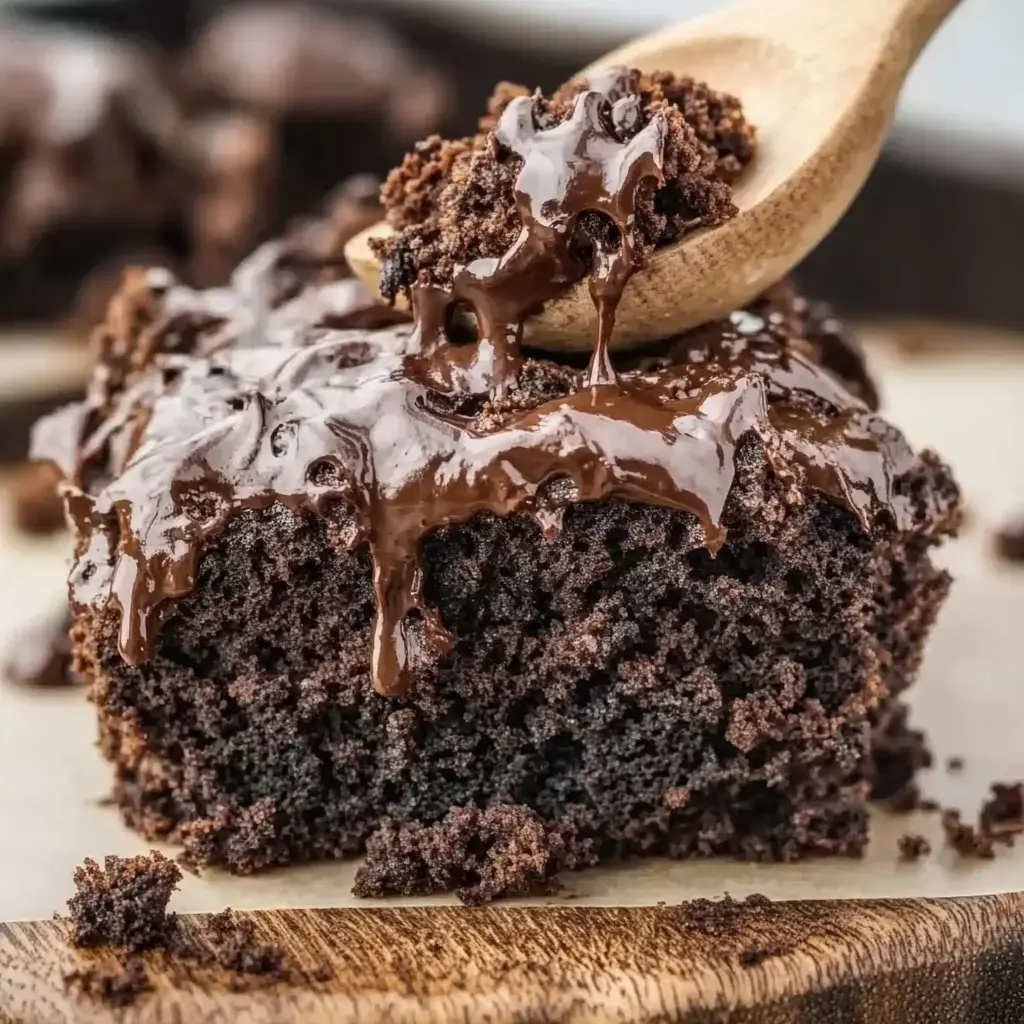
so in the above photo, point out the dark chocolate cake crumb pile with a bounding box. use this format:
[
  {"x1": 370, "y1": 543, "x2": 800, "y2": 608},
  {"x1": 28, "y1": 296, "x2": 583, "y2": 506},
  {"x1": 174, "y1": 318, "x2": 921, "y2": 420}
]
[
  {"x1": 174, "y1": 909, "x2": 333, "y2": 989},
  {"x1": 935, "y1": 783, "x2": 1024, "y2": 860},
  {"x1": 199, "y1": 910, "x2": 286, "y2": 978},
  {"x1": 941, "y1": 810, "x2": 997, "y2": 860},
  {"x1": 66, "y1": 852, "x2": 182, "y2": 951},
  {"x1": 870, "y1": 702, "x2": 934, "y2": 809},
  {"x1": 897, "y1": 834, "x2": 931, "y2": 862},
  {"x1": 979, "y1": 782, "x2": 1024, "y2": 840},
  {"x1": 62, "y1": 856, "x2": 330, "y2": 1007},
  {"x1": 994, "y1": 516, "x2": 1024, "y2": 563},
  {"x1": 63, "y1": 959, "x2": 151, "y2": 1008},
  {"x1": 375, "y1": 70, "x2": 754, "y2": 300},
  {"x1": 353, "y1": 804, "x2": 590, "y2": 905}
]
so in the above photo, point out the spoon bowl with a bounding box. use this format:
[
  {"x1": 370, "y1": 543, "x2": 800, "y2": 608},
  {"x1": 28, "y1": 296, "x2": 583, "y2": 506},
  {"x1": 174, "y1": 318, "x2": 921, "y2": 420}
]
[{"x1": 346, "y1": 0, "x2": 960, "y2": 351}]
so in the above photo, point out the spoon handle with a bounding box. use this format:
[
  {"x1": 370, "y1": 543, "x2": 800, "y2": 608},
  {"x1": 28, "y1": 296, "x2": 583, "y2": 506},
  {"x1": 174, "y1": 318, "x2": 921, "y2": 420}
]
[
  {"x1": 593, "y1": 0, "x2": 962, "y2": 82},
  {"x1": 894, "y1": 0, "x2": 964, "y2": 63},
  {"x1": 756, "y1": 0, "x2": 961, "y2": 65}
]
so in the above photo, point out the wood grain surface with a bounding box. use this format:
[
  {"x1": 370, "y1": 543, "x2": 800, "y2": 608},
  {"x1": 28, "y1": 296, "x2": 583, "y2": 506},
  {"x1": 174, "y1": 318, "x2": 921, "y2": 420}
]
[{"x1": 1, "y1": 896, "x2": 1023, "y2": 1023}]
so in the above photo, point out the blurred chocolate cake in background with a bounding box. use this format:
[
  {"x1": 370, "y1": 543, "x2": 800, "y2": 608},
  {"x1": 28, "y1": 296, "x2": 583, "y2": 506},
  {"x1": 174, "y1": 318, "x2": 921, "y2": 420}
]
[
  {"x1": 0, "y1": 21, "x2": 188, "y2": 324},
  {"x1": 183, "y1": 3, "x2": 451, "y2": 232},
  {"x1": 0, "y1": 1, "x2": 454, "y2": 329}
]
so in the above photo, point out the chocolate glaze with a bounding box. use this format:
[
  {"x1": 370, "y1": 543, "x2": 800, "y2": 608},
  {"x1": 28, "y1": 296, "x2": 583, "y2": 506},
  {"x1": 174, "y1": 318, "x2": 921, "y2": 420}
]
[
  {"x1": 39, "y1": 302, "x2": 923, "y2": 697},
  {"x1": 34, "y1": 70, "x2": 934, "y2": 699},
  {"x1": 410, "y1": 69, "x2": 665, "y2": 393}
]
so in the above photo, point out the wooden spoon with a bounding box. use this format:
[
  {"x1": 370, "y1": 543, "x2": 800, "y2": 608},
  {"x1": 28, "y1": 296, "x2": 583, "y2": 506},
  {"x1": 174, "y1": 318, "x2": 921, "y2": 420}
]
[{"x1": 346, "y1": 0, "x2": 961, "y2": 352}]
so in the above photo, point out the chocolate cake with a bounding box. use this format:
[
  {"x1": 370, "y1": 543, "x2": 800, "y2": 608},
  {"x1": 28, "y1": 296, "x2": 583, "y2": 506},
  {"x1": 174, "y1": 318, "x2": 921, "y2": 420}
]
[
  {"x1": 184, "y1": 2, "x2": 451, "y2": 235},
  {"x1": 0, "y1": 9, "x2": 448, "y2": 328},
  {"x1": 0, "y1": 21, "x2": 186, "y2": 323},
  {"x1": 34, "y1": 69, "x2": 960, "y2": 882}
]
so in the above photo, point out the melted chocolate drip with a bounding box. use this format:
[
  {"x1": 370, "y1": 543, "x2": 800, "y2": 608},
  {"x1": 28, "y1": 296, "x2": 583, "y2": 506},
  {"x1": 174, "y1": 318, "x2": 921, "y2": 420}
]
[
  {"x1": 411, "y1": 69, "x2": 664, "y2": 393},
  {"x1": 34, "y1": 70, "x2": 931, "y2": 699}
]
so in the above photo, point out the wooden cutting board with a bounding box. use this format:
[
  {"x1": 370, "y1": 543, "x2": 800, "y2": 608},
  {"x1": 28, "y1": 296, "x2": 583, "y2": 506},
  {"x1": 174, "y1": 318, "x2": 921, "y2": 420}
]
[
  {"x1": 1, "y1": 897, "x2": 1023, "y2": 1022},
  {"x1": 1, "y1": 326, "x2": 1023, "y2": 1021}
]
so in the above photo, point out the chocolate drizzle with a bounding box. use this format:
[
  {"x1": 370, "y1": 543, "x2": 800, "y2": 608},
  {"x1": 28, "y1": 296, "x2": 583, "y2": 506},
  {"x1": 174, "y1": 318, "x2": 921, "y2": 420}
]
[
  {"x1": 34, "y1": 69, "x2": 933, "y2": 699},
  {"x1": 410, "y1": 69, "x2": 665, "y2": 393}
]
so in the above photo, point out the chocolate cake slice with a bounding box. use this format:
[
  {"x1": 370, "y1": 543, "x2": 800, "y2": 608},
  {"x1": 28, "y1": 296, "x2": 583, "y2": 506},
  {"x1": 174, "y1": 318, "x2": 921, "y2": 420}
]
[{"x1": 34, "y1": 70, "x2": 960, "y2": 881}]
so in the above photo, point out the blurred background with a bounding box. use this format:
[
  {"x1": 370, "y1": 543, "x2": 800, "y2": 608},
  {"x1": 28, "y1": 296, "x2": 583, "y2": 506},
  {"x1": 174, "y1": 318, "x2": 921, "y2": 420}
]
[
  {"x1": 0, "y1": 0, "x2": 1019, "y2": 471},
  {"x1": 2, "y1": 0, "x2": 1021, "y2": 317}
]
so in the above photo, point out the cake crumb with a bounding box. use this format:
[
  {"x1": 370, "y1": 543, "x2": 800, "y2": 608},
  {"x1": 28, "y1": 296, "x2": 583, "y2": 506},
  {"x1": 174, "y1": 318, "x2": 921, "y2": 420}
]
[
  {"x1": 897, "y1": 834, "x2": 931, "y2": 862},
  {"x1": 889, "y1": 324, "x2": 946, "y2": 359},
  {"x1": 353, "y1": 805, "x2": 588, "y2": 905},
  {"x1": 980, "y1": 782, "x2": 1024, "y2": 841},
  {"x1": 675, "y1": 895, "x2": 789, "y2": 967},
  {"x1": 64, "y1": 861, "x2": 331, "y2": 998},
  {"x1": 738, "y1": 946, "x2": 786, "y2": 967},
  {"x1": 63, "y1": 959, "x2": 151, "y2": 1007},
  {"x1": 945, "y1": 756, "x2": 965, "y2": 773},
  {"x1": 165, "y1": 909, "x2": 331, "y2": 990},
  {"x1": 199, "y1": 910, "x2": 287, "y2": 978},
  {"x1": 941, "y1": 810, "x2": 996, "y2": 860},
  {"x1": 885, "y1": 782, "x2": 924, "y2": 814},
  {"x1": 67, "y1": 852, "x2": 182, "y2": 951},
  {"x1": 994, "y1": 516, "x2": 1024, "y2": 563},
  {"x1": 11, "y1": 462, "x2": 65, "y2": 536}
]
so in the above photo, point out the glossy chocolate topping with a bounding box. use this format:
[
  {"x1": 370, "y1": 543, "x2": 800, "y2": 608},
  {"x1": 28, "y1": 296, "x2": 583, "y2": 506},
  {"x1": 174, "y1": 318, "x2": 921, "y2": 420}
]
[
  {"x1": 35, "y1": 71, "x2": 930, "y2": 699},
  {"x1": 411, "y1": 69, "x2": 665, "y2": 391}
]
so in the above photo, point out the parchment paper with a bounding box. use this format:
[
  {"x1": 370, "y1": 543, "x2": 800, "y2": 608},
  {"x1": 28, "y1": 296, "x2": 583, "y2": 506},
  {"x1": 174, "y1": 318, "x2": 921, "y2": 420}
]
[{"x1": 2, "y1": 330, "x2": 1022, "y2": 922}]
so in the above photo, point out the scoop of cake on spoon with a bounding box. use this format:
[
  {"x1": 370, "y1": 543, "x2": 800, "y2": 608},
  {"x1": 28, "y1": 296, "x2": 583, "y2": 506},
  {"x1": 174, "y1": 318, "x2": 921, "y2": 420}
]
[{"x1": 346, "y1": 0, "x2": 960, "y2": 353}]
